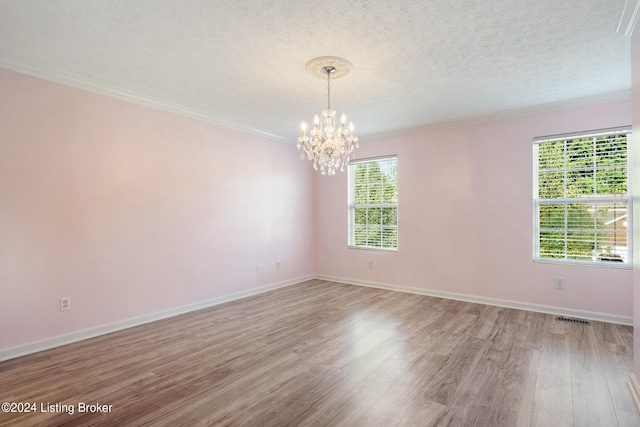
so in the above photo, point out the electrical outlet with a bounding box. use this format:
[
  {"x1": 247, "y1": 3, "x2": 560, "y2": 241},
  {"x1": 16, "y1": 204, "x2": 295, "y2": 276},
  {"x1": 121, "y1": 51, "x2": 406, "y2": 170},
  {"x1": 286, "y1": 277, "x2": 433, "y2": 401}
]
[
  {"x1": 368, "y1": 261, "x2": 374, "y2": 269},
  {"x1": 60, "y1": 297, "x2": 71, "y2": 311},
  {"x1": 554, "y1": 277, "x2": 566, "y2": 290},
  {"x1": 276, "y1": 261, "x2": 281, "y2": 270},
  {"x1": 257, "y1": 264, "x2": 263, "y2": 273}
]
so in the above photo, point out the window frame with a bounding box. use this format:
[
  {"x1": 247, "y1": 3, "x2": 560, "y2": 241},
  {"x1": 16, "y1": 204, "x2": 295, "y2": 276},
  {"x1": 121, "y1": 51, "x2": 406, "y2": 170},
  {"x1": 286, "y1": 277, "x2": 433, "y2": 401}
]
[
  {"x1": 348, "y1": 155, "x2": 398, "y2": 251},
  {"x1": 533, "y1": 126, "x2": 632, "y2": 267}
]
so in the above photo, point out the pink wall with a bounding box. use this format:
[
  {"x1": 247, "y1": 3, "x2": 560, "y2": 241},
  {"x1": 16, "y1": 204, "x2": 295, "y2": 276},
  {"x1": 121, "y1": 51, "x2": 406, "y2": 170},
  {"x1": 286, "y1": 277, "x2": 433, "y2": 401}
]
[
  {"x1": 0, "y1": 68, "x2": 314, "y2": 351},
  {"x1": 315, "y1": 101, "x2": 633, "y2": 317},
  {"x1": 0, "y1": 65, "x2": 634, "y2": 355},
  {"x1": 632, "y1": 27, "x2": 640, "y2": 378}
]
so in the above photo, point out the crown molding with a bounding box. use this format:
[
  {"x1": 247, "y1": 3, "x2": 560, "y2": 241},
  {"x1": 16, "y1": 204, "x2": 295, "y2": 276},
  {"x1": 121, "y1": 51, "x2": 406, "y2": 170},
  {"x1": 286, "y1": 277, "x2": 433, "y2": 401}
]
[
  {"x1": 1, "y1": 55, "x2": 630, "y2": 145},
  {"x1": 0, "y1": 56, "x2": 287, "y2": 142},
  {"x1": 617, "y1": 0, "x2": 640, "y2": 36},
  {"x1": 361, "y1": 90, "x2": 632, "y2": 142}
]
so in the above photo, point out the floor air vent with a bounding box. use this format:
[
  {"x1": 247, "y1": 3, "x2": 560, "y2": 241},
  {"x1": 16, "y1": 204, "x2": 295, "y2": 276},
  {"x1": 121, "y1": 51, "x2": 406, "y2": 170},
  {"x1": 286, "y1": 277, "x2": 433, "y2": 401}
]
[{"x1": 556, "y1": 316, "x2": 591, "y2": 325}]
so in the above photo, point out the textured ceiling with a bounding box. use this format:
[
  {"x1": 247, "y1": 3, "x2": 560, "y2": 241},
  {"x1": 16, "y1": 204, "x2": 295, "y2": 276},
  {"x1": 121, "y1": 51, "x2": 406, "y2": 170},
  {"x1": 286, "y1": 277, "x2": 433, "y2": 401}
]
[{"x1": 0, "y1": 0, "x2": 632, "y2": 141}]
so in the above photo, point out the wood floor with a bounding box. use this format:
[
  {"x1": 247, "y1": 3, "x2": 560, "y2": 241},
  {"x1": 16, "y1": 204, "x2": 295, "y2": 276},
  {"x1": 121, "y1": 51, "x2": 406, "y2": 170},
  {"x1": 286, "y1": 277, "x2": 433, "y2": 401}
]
[{"x1": 1, "y1": 279, "x2": 638, "y2": 426}]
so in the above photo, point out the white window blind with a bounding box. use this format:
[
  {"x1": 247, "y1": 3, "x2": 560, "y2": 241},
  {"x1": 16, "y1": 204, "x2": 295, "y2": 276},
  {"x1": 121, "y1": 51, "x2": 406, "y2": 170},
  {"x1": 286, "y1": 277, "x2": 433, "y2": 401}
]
[
  {"x1": 533, "y1": 127, "x2": 632, "y2": 264},
  {"x1": 348, "y1": 156, "x2": 398, "y2": 250}
]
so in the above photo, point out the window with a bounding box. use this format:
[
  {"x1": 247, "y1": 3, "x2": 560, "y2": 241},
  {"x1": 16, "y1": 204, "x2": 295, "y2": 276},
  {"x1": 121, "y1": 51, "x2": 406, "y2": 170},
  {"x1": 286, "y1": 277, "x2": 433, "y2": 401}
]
[
  {"x1": 348, "y1": 156, "x2": 398, "y2": 250},
  {"x1": 533, "y1": 127, "x2": 632, "y2": 264}
]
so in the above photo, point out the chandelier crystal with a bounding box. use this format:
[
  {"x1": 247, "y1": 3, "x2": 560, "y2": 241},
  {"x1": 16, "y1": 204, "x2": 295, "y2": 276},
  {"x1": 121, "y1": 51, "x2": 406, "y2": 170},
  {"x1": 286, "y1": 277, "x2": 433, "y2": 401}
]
[{"x1": 297, "y1": 57, "x2": 359, "y2": 176}]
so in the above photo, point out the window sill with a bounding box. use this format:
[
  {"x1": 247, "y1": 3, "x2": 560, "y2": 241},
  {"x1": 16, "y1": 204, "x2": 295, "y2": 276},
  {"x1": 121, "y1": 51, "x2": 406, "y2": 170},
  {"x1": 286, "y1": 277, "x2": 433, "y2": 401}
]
[
  {"x1": 533, "y1": 258, "x2": 632, "y2": 269},
  {"x1": 348, "y1": 245, "x2": 398, "y2": 252}
]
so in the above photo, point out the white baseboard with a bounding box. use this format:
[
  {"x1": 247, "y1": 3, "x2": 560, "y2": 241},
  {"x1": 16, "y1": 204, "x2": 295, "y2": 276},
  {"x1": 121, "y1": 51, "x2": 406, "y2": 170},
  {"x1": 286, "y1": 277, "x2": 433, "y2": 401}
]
[
  {"x1": 629, "y1": 373, "x2": 640, "y2": 414},
  {"x1": 315, "y1": 274, "x2": 633, "y2": 326},
  {"x1": 0, "y1": 275, "x2": 314, "y2": 362},
  {"x1": 2, "y1": 273, "x2": 631, "y2": 362}
]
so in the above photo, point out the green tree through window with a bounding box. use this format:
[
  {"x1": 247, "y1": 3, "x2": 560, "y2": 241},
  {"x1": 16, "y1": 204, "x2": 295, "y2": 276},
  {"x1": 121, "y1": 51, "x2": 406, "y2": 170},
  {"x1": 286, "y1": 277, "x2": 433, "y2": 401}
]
[
  {"x1": 534, "y1": 128, "x2": 631, "y2": 263},
  {"x1": 349, "y1": 157, "x2": 398, "y2": 249}
]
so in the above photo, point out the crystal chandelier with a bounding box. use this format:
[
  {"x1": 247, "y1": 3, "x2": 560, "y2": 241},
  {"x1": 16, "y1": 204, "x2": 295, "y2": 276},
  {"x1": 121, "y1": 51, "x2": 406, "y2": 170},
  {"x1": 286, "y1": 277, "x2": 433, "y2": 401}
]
[{"x1": 297, "y1": 57, "x2": 359, "y2": 176}]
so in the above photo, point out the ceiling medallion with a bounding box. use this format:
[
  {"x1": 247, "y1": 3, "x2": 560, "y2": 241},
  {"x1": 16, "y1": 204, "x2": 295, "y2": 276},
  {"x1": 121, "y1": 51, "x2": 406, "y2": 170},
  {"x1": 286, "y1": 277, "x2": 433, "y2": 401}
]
[{"x1": 297, "y1": 56, "x2": 359, "y2": 176}]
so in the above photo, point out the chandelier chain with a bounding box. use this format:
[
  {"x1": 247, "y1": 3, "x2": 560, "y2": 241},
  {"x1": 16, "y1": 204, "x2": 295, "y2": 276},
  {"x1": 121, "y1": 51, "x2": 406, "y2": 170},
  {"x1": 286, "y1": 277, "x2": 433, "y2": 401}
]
[{"x1": 327, "y1": 69, "x2": 331, "y2": 111}]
